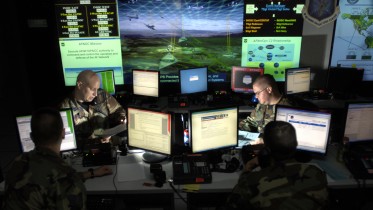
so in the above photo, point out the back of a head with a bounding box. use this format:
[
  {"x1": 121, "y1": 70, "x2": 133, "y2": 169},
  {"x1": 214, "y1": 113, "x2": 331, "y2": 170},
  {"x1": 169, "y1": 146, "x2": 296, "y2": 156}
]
[
  {"x1": 254, "y1": 74, "x2": 279, "y2": 92},
  {"x1": 31, "y1": 107, "x2": 64, "y2": 147},
  {"x1": 263, "y1": 121, "x2": 298, "y2": 160}
]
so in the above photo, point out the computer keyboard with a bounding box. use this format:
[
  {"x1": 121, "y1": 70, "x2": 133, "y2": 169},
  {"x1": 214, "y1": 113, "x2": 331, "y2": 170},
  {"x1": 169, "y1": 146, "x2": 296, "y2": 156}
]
[{"x1": 86, "y1": 197, "x2": 115, "y2": 210}]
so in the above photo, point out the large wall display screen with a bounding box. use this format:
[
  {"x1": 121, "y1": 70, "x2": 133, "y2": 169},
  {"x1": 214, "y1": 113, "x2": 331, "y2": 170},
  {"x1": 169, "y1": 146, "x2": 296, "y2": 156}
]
[
  {"x1": 330, "y1": 0, "x2": 373, "y2": 81},
  {"x1": 55, "y1": 0, "x2": 124, "y2": 86},
  {"x1": 55, "y1": 0, "x2": 306, "y2": 85},
  {"x1": 119, "y1": 0, "x2": 244, "y2": 84},
  {"x1": 242, "y1": 0, "x2": 304, "y2": 81}
]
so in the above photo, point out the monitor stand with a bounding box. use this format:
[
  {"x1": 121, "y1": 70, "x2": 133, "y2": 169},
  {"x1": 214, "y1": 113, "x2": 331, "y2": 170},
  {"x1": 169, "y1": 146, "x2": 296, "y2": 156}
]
[{"x1": 142, "y1": 152, "x2": 167, "y2": 163}]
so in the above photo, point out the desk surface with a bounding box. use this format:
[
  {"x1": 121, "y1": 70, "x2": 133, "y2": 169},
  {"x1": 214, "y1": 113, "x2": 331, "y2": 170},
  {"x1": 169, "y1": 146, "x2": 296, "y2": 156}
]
[
  {"x1": 79, "y1": 144, "x2": 373, "y2": 194},
  {"x1": 1, "y1": 144, "x2": 372, "y2": 196}
]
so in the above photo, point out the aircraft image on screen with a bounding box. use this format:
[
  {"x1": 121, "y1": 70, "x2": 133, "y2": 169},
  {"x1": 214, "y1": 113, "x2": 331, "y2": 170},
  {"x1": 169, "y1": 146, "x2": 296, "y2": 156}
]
[
  {"x1": 127, "y1": 14, "x2": 138, "y2": 21},
  {"x1": 144, "y1": 23, "x2": 156, "y2": 30},
  {"x1": 119, "y1": 0, "x2": 244, "y2": 83}
]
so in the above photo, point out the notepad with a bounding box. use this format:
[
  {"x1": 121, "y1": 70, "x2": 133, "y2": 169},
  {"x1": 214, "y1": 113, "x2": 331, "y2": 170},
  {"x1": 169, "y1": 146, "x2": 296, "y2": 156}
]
[{"x1": 117, "y1": 155, "x2": 146, "y2": 182}]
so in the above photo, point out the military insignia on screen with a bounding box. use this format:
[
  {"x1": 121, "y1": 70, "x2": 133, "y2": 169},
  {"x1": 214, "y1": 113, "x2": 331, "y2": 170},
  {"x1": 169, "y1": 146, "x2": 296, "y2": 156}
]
[{"x1": 302, "y1": 0, "x2": 340, "y2": 27}]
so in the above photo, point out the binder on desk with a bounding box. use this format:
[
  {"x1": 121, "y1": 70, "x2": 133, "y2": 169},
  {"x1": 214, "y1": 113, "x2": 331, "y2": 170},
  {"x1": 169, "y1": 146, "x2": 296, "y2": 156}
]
[{"x1": 172, "y1": 154, "x2": 212, "y2": 185}]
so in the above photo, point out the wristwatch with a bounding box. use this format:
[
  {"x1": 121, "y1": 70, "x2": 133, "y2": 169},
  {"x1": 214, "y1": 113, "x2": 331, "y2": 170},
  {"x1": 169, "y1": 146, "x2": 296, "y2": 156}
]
[{"x1": 88, "y1": 168, "x2": 94, "y2": 179}]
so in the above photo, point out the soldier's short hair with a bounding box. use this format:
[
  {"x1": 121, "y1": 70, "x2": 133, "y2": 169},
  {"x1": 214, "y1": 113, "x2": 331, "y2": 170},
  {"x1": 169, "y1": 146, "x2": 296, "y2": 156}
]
[
  {"x1": 76, "y1": 70, "x2": 98, "y2": 84},
  {"x1": 31, "y1": 107, "x2": 63, "y2": 146},
  {"x1": 263, "y1": 121, "x2": 298, "y2": 160},
  {"x1": 253, "y1": 74, "x2": 279, "y2": 92}
]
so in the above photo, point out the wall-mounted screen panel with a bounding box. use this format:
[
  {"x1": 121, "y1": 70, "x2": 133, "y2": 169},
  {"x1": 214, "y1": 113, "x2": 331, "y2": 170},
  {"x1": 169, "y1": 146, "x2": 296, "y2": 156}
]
[{"x1": 329, "y1": 0, "x2": 373, "y2": 81}]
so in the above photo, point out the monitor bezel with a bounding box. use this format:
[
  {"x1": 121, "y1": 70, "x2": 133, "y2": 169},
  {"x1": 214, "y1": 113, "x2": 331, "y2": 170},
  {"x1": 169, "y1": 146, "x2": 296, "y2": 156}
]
[
  {"x1": 284, "y1": 66, "x2": 311, "y2": 95},
  {"x1": 231, "y1": 66, "x2": 264, "y2": 94},
  {"x1": 189, "y1": 106, "x2": 239, "y2": 154},
  {"x1": 274, "y1": 104, "x2": 332, "y2": 157},
  {"x1": 127, "y1": 106, "x2": 173, "y2": 156},
  {"x1": 179, "y1": 66, "x2": 209, "y2": 95},
  {"x1": 132, "y1": 69, "x2": 160, "y2": 98},
  {"x1": 95, "y1": 70, "x2": 116, "y2": 95}
]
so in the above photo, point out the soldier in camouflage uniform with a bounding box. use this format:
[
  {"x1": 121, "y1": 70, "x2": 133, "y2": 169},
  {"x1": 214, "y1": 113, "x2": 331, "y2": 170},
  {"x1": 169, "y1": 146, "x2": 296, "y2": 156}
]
[
  {"x1": 2, "y1": 107, "x2": 112, "y2": 210},
  {"x1": 60, "y1": 70, "x2": 127, "y2": 150},
  {"x1": 225, "y1": 121, "x2": 328, "y2": 210},
  {"x1": 239, "y1": 74, "x2": 294, "y2": 133}
]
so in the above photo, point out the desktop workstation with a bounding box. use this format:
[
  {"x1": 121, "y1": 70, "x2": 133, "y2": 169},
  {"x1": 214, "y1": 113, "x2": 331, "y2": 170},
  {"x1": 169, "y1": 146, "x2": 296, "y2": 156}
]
[
  {"x1": 3, "y1": 0, "x2": 371, "y2": 209},
  {"x1": 2, "y1": 65, "x2": 373, "y2": 210}
]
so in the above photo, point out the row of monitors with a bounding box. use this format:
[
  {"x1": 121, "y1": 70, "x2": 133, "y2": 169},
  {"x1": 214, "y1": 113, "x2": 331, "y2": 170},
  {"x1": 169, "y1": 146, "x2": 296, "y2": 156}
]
[
  {"x1": 98, "y1": 66, "x2": 365, "y2": 99},
  {"x1": 15, "y1": 102, "x2": 373, "y2": 163}
]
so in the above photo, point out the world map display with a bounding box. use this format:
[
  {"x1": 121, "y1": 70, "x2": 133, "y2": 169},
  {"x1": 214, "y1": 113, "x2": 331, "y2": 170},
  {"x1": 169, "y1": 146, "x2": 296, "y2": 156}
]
[{"x1": 330, "y1": 0, "x2": 373, "y2": 81}]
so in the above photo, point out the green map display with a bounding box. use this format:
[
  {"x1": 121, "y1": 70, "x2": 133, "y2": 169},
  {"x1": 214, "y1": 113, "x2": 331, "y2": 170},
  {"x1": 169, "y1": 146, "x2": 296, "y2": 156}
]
[{"x1": 330, "y1": 0, "x2": 373, "y2": 81}]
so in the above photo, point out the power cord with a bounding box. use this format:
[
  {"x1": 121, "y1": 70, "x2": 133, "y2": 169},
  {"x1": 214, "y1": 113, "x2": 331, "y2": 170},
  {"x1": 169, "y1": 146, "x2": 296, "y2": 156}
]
[{"x1": 168, "y1": 179, "x2": 197, "y2": 209}]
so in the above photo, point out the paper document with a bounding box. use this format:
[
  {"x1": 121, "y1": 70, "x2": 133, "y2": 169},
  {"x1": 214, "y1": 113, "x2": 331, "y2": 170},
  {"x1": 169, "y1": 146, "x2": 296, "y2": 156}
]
[
  {"x1": 94, "y1": 124, "x2": 127, "y2": 138},
  {"x1": 117, "y1": 155, "x2": 146, "y2": 182},
  {"x1": 238, "y1": 130, "x2": 260, "y2": 140}
]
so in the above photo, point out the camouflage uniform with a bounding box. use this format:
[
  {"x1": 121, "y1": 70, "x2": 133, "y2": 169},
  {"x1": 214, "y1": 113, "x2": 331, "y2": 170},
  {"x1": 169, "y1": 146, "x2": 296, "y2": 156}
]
[
  {"x1": 60, "y1": 89, "x2": 126, "y2": 149},
  {"x1": 2, "y1": 147, "x2": 87, "y2": 210},
  {"x1": 225, "y1": 160, "x2": 329, "y2": 210},
  {"x1": 239, "y1": 96, "x2": 294, "y2": 133}
]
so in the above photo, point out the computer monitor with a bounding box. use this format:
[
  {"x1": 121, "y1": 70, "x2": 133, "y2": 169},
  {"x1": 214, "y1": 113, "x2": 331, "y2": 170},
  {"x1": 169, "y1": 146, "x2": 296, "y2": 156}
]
[
  {"x1": 326, "y1": 67, "x2": 364, "y2": 98},
  {"x1": 127, "y1": 107, "x2": 172, "y2": 163},
  {"x1": 96, "y1": 70, "x2": 116, "y2": 95},
  {"x1": 15, "y1": 109, "x2": 78, "y2": 153},
  {"x1": 132, "y1": 69, "x2": 160, "y2": 98},
  {"x1": 274, "y1": 105, "x2": 331, "y2": 156},
  {"x1": 285, "y1": 67, "x2": 311, "y2": 95},
  {"x1": 179, "y1": 67, "x2": 208, "y2": 94},
  {"x1": 189, "y1": 106, "x2": 238, "y2": 153},
  {"x1": 231, "y1": 66, "x2": 264, "y2": 93},
  {"x1": 343, "y1": 102, "x2": 373, "y2": 144}
]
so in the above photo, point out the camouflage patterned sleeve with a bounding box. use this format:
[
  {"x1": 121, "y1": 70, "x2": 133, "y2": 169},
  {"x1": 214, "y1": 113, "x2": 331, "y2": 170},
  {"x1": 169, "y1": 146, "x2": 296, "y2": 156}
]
[
  {"x1": 238, "y1": 104, "x2": 260, "y2": 132},
  {"x1": 105, "y1": 91, "x2": 126, "y2": 122},
  {"x1": 224, "y1": 172, "x2": 257, "y2": 210}
]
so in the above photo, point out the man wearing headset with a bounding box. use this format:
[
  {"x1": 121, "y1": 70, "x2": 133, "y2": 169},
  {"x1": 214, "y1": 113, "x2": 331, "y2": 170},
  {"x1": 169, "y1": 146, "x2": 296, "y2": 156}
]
[
  {"x1": 226, "y1": 121, "x2": 328, "y2": 209},
  {"x1": 60, "y1": 70, "x2": 127, "y2": 149}
]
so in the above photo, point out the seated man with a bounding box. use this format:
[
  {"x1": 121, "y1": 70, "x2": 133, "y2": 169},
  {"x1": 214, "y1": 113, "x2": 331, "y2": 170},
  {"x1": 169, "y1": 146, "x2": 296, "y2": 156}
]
[
  {"x1": 60, "y1": 70, "x2": 127, "y2": 149},
  {"x1": 239, "y1": 74, "x2": 295, "y2": 134},
  {"x1": 2, "y1": 107, "x2": 112, "y2": 209},
  {"x1": 225, "y1": 121, "x2": 328, "y2": 210}
]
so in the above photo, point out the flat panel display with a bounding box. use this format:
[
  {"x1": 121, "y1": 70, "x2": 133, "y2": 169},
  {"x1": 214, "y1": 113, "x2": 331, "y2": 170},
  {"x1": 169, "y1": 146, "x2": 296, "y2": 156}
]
[
  {"x1": 285, "y1": 67, "x2": 311, "y2": 95},
  {"x1": 343, "y1": 102, "x2": 373, "y2": 143},
  {"x1": 16, "y1": 109, "x2": 77, "y2": 153},
  {"x1": 189, "y1": 106, "x2": 238, "y2": 153},
  {"x1": 231, "y1": 66, "x2": 264, "y2": 93},
  {"x1": 127, "y1": 107, "x2": 172, "y2": 156},
  {"x1": 275, "y1": 105, "x2": 331, "y2": 155},
  {"x1": 132, "y1": 69, "x2": 160, "y2": 97},
  {"x1": 179, "y1": 67, "x2": 208, "y2": 94}
]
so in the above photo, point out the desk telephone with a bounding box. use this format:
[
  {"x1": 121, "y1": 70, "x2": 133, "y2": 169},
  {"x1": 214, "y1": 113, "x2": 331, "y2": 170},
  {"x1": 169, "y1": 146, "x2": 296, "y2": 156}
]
[{"x1": 172, "y1": 154, "x2": 212, "y2": 185}]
